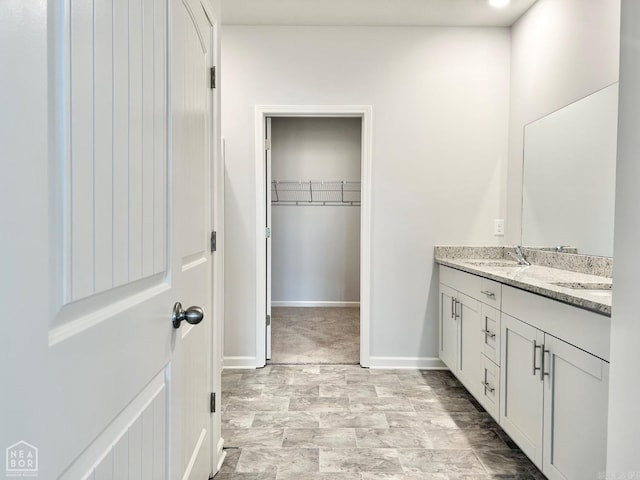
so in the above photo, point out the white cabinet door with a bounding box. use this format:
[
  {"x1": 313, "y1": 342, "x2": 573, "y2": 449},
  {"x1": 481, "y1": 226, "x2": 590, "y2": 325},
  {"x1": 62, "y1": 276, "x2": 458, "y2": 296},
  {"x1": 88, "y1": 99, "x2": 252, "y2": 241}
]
[
  {"x1": 457, "y1": 292, "x2": 482, "y2": 398},
  {"x1": 543, "y1": 335, "x2": 609, "y2": 480},
  {"x1": 500, "y1": 314, "x2": 544, "y2": 468},
  {"x1": 439, "y1": 284, "x2": 458, "y2": 371}
]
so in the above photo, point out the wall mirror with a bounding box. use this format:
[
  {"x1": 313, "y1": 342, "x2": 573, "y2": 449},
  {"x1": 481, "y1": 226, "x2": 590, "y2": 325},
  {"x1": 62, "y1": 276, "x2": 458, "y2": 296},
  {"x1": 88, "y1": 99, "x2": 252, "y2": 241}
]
[{"x1": 522, "y1": 83, "x2": 619, "y2": 257}]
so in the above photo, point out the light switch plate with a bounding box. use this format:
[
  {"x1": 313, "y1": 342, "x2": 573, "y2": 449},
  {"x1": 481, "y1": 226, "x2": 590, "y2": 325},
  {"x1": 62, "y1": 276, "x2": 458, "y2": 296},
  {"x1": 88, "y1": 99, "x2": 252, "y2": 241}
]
[{"x1": 494, "y1": 219, "x2": 505, "y2": 236}]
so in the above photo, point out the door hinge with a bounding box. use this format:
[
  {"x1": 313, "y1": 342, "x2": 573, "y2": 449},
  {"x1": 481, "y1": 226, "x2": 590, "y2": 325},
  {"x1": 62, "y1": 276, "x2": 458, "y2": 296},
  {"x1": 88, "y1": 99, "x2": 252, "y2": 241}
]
[
  {"x1": 210, "y1": 66, "x2": 216, "y2": 89},
  {"x1": 265, "y1": 227, "x2": 271, "y2": 239},
  {"x1": 210, "y1": 392, "x2": 216, "y2": 413},
  {"x1": 211, "y1": 231, "x2": 217, "y2": 253},
  {"x1": 266, "y1": 314, "x2": 271, "y2": 326},
  {"x1": 264, "y1": 138, "x2": 271, "y2": 151}
]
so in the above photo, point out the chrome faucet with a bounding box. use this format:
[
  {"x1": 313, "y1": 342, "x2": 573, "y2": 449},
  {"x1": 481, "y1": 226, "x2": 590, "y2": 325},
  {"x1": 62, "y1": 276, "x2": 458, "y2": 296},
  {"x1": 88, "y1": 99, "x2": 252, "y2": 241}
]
[{"x1": 508, "y1": 245, "x2": 531, "y2": 266}]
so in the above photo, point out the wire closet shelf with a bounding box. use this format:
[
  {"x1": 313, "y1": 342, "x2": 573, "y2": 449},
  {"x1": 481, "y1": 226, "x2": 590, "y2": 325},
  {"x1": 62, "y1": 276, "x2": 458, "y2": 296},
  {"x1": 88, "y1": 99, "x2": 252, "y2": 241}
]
[{"x1": 271, "y1": 180, "x2": 361, "y2": 206}]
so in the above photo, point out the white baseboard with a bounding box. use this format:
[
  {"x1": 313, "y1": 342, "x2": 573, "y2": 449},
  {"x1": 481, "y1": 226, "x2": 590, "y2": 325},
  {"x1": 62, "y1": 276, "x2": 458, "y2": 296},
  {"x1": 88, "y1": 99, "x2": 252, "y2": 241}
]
[
  {"x1": 223, "y1": 356, "x2": 259, "y2": 369},
  {"x1": 368, "y1": 356, "x2": 447, "y2": 370},
  {"x1": 271, "y1": 301, "x2": 360, "y2": 307}
]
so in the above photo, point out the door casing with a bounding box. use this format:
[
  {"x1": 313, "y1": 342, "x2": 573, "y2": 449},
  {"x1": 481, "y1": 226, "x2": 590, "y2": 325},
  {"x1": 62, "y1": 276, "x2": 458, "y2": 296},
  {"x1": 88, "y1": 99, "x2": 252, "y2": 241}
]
[{"x1": 254, "y1": 105, "x2": 373, "y2": 368}]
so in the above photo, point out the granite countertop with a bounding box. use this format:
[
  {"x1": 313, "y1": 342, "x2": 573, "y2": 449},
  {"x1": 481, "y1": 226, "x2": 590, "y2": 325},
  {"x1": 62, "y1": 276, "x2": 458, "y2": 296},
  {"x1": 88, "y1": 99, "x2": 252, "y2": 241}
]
[{"x1": 434, "y1": 246, "x2": 612, "y2": 316}]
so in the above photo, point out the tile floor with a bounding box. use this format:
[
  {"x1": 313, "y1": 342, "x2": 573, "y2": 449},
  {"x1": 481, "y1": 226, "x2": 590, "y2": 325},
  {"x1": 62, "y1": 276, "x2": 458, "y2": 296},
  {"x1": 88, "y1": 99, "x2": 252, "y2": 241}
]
[
  {"x1": 270, "y1": 307, "x2": 360, "y2": 364},
  {"x1": 217, "y1": 365, "x2": 545, "y2": 480}
]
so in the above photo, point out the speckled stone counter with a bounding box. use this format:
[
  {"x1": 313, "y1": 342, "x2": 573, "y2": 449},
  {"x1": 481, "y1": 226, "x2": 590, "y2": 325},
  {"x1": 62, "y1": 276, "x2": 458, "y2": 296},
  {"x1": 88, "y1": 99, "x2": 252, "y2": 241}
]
[{"x1": 434, "y1": 246, "x2": 613, "y2": 316}]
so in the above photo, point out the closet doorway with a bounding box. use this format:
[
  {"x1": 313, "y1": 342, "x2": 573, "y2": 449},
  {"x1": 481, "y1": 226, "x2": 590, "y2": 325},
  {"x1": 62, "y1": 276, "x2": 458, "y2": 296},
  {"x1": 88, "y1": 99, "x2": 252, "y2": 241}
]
[{"x1": 255, "y1": 106, "x2": 373, "y2": 368}]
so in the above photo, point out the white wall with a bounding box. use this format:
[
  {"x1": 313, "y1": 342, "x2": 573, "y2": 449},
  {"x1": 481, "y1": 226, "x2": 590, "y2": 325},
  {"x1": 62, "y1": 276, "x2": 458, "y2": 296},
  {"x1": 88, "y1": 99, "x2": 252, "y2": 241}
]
[
  {"x1": 607, "y1": 0, "x2": 640, "y2": 472},
  {"x1": 222, "y1": 26, "x2": 510, "y2": 366},
  {"x1": 506, "y1": 0, "x2": 621, "y2": 244},
  {"x1": 271, "y1": 117, "x2": 361, "y2": 304}
]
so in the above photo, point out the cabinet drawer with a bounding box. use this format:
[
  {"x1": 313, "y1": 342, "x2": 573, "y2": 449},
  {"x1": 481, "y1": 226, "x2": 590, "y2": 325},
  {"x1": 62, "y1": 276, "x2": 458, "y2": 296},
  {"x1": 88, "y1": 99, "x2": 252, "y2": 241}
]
[
  {"x1": 502, "y1": 285, "x2": 610, "y2": 361},
  {"x1": 479, "y1": 278, "x2": 502, "y2": 308},
  {"x1": 481, "y1": 304, "x2": 500, "y2": 365},
  {"x1": 479, "y1": 355, "x2": 500, "y2": 421},
  {"x1": 440, "y1": 265, "x2": 501, "y2": 306},
  {"x1": 440, "y1": 266, "x2": 482, "y2": 299}
]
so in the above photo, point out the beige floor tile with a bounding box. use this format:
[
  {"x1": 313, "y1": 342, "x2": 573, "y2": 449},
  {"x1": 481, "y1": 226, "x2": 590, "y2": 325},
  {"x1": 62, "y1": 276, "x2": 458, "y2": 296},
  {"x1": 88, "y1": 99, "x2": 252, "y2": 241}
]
[
  {"x1": 319, "y1": 412, "x2": 390, "y2": 428},
  {"x1": 223, "y1": 428, "x2": 284, "y2": 448},
  {"x1": 350, "y1": 397, "x2": 415, "y2": 412},
  {"x1": 283, "y1": 428, "x2": 357, "y2": 448},
  {"x1": 319, "y1": 384, "x2": 377, "y2": 398},
  {"x1": 236, "y1": 447, "x2": 319, "y2": 473},
  {"x1": 225, "y1": 397, "x2": 290, "y2": 412},
  {"x1": 276, "y1": 474, "x2": 361, "y2": 480},
  {"x1": 356, "y1": 428, "x2": 433, "y2": 448},
  {"x1": 397, "y1": 449, "x2": 486, "y2": 474},
  {"x1": 347, "y1": 373, "x2": 401, "y2": 385},
  {"x1": 320, "y1": 447, "x2": 403, "y2": 473},
  {"x1": 252, "y1": 412, "x2": 320, "y2": 428},
  {"x1": 222, "y1": 412, "x2": 256, "y2": 429},
  {"x1": 289, "y1": 396, "x2": 351, "y2": 412}
]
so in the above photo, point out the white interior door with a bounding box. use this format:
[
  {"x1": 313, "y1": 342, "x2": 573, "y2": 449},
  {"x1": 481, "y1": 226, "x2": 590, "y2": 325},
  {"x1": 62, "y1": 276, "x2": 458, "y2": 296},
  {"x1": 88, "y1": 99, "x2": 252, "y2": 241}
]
[
  {"x1": 1, "y1": 0, "x2": 216, "y2": 478},
  {"x1": 266, "y1": 117, "x2": 273, "y2": 361},
  {"x1": 172, "y1": 0, "x2": 215, "y2": 478}
]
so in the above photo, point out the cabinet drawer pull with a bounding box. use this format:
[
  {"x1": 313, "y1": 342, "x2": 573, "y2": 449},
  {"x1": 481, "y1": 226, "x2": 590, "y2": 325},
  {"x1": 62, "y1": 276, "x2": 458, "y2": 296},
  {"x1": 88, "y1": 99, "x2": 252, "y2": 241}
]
[
  {"x1": 481, "y1": 290, "x2": 496, "y2": 298},
  {"x1": 481, "y1": 329, "x2": 496, "y2": 339},
  {"x1": 481, "y1": 380, "x2": 495, "y2": 393},
  {"x1": 532, "y1": 340, "x2": 542, "y2": 376}
]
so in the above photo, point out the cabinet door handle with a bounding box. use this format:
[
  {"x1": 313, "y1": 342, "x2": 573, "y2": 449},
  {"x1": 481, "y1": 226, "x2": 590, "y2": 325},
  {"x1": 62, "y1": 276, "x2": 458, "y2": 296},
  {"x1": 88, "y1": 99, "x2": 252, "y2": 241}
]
[
  {"x1": 541, "y1": 346, "x2": 550, "y2": 380},
  {"x1": 455, "y1": 300, "x2": 461, "y2": 319},
  {"x1": 532, "y1": 340, "x2": 542, "y2": 376},
  {"x1": 481, "y1": 380, "x2": 495, "y2": 393},
  {"x1": 451, "y1": 297, "x2": 455, "y2": 319},
  {"x1": 481, "y1": 290, "x2": 496, "y2": 298},
  {"x1": 481, "y1": 329, "x2": 496, "y2": 339}
]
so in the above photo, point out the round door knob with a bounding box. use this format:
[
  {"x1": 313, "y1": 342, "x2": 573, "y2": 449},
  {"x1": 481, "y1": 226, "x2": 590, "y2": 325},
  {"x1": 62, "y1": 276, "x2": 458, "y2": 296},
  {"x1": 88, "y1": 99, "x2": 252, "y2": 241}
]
[{"x1": 172, "y1": 302, "x2": 204, "y2": 328}]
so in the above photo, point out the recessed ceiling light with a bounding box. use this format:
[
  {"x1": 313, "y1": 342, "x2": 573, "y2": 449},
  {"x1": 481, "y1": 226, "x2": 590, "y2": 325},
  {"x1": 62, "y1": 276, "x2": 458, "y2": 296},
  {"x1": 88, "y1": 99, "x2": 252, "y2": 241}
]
[{"x1": 489, "y1": 0, "x2": 511, "y2": 8}]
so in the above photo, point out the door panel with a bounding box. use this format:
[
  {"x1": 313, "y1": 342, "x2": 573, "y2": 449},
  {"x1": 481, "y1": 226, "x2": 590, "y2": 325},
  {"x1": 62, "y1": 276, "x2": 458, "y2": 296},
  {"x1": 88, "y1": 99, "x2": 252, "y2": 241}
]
[
  {"x1": 543, "y1": 335, "x2": 609, "y2": 480},
  {"x1": 66, "y1": 0, "x2": 167, "y2": 305},
  {"x1": 500, "y1": 314, "x2": 544, "y2": 468}
]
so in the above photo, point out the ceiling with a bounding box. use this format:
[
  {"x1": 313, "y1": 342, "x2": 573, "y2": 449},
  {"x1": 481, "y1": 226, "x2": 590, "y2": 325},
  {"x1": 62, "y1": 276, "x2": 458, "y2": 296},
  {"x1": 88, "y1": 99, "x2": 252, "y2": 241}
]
[{"x1": 222, "y1": 0, "x2": 538, "y2": 27}]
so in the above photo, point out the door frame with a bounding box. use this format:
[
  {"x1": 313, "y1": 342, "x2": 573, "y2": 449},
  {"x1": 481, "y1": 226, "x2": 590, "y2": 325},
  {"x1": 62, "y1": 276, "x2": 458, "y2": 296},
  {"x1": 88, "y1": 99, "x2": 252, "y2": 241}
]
[{"x1": 254, "y1": 105, "x2": 373, "y2": 368}]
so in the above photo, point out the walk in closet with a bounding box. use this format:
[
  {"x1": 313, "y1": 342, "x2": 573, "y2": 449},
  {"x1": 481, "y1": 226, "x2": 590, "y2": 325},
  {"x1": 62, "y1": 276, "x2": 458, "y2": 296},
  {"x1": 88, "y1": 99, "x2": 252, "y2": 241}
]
[{"x1": 268, "y1": 116, "x2": 362, "y2": 363}]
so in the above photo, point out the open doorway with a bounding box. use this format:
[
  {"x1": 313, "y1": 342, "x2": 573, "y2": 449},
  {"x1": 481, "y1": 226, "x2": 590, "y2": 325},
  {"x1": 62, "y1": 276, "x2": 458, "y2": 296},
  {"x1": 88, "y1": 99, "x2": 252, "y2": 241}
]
[
  {"x1": 255, "y1": 105, "x2": 373, "y2": 368},
  {"x1": 268, "y1": 116, "x2": 362, "y2": 364}
]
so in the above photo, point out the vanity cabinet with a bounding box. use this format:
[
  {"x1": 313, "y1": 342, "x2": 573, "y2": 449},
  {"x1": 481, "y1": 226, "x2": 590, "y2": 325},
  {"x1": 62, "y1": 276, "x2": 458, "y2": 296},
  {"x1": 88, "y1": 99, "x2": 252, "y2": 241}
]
[
  {"x1": 501, "y1": 286, "x2": 610, "y2": 479},
  {"x1": 438, "y1": 265, "x2": 611, "y2": 480}
]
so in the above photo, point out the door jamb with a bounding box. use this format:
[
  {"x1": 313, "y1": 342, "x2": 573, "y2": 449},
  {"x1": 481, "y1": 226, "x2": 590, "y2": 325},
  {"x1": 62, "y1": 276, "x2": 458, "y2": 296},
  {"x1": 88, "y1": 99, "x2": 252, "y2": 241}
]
[{"x1": 254, "y1": 105, "x2": 373, "y2": 368}]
